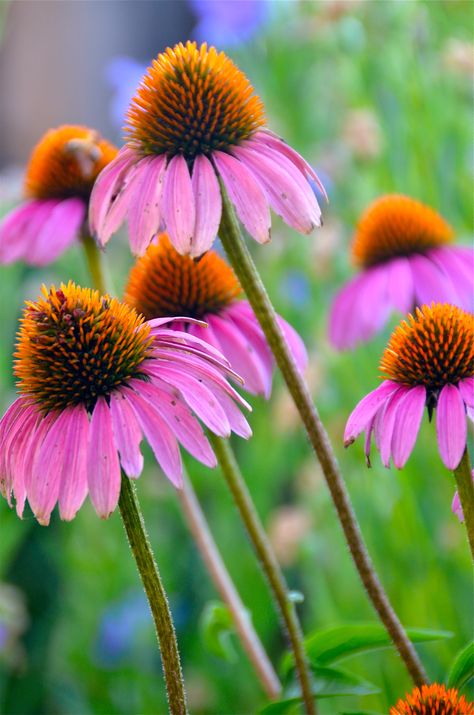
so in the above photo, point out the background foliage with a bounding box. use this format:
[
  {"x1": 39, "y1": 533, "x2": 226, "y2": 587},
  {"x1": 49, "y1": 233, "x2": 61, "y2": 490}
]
[{"x1": 0, "y1": 1, "x2": 472, "y2": 713}]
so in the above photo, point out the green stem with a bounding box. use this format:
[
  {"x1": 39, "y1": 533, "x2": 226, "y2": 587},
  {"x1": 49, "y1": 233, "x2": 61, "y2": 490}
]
[
  {"x1": 119, "y1": 476, "x2": 187, "y2": 715},
  {"x1": 218, "y1": 184, "x2": 428, "y2": 688},
  {"x1": 209, "y1": 434, "x2": 316, "y2": 715},
  {"x1": 82, "y1": 234, "x2": 188, "y2": 714},
  {"x1": 453, "y1": 449, "x2": 474, "y2": 559}
]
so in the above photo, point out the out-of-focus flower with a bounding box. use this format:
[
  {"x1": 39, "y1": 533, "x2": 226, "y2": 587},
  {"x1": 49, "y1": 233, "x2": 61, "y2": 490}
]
[
  {"x1": 342, "y1": 108, "x2": 383, "y2": 160},
  {"x1": 189, "y1": 0, "x2": 269, "y2": 47},
  {"x1": 0, "y1": 282, "x2": 251, "y2": 525},
  {"x1": 442, "y1": 38, "x2": 474, "y2": 76},
  {"x1": 344, "y1": 303, "x2": 474, "y2": 470},
  {"x1": 90, "y1": 42, "x2": 325, "y2": 258},
  {"x1": 0, "y1": 126, "x2": 117, "y2": 266},
  {"x1": 124, "y1": 235, "x2": 307, "y2": 398},
  {"x1": 452, "y1": 470, "x2": 474, "y2": 522},
  {"x1": 0, "y1": 583, "x2": 28, "y2": 669},
  {"x1": 105, "y1": 56, "x2": 149, "y2": 128},
  {"x1": 95, "y1": 591, "x2": 151, "y2": 665},
  {"x1": 329, "y1": 195, "x2": 473, "y2": 350},
  {"x1": 390, "y1": 683, "x2": 473, "y2": 714},
  {"x1": 267, "y1": 506, "x2": 312, "y2": 567}
]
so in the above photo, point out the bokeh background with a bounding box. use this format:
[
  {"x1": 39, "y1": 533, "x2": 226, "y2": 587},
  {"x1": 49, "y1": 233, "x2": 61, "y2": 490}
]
[{"x1": 0, "y1": 1, "x2": 473, "y2": 713}]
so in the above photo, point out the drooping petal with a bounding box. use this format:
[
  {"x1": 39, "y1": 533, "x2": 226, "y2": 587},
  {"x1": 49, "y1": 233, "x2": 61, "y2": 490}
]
[
  {"x1": 89, "y1": 146, "x2": 137, "y2": 241},
  {"x1": 386, "y1": 256, "x2": 415, "y2": 314},
  {"x1": 377, "y1": 386, "x2": 410, "y2": 467},
  {"x1": 30, "y1": 197, "x2": 86, "y2": 265},
  {"x1": 277, "y1": 316, "x2": 308, "y2": 374},
  {"x1": 0, "y1": 201, "x2": 50, "y2": 264},
  {"x1": 58, "y1": 405, "x2": 90, "y2": 521},
  {"x1": 436, "y1": 384, "x2": 467, "y2": 470},
  {"x1": 391, "y1": 385, "x2": 426, "y2": 469},
  {"x1": 87, "y1": 397, "x2": 121, "y2": 518},
  {"x1": 409, "y1": 253, "x2": 458, "y2": 306},
  {"x1": 128, "y1": 155, "x2": 166, "y2": 255},
  {"x1": 213, "y1": 150, "x2": 270, "y2": 243},
  {"x1": 29, "y1": 411, "x2": 68, "y2": 525},
  {"x1": 162, "y1": 154, "x2": 195, "y2": 254},
  {"x1": 110, "y1": 390, "x2": 144, "y2": 478},
  {"x1": 459, "y1": 377, "x2": 474, "y2": 408},
  {"x1": 344, "y1": 380, "x2": 399, "y2": 447},
  {"x1": 428, "y1": 247, "x2": 474, "y2": 311},
  {"x1": 100, "y1": 159, "x2": 148, "y2": 245},
  {"x1": 191, "y1": 154, "x2": 222, "y2": 256}
]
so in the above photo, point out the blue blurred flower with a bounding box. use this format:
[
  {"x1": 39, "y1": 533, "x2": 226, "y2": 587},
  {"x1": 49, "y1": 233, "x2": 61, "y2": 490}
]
[
  {"x1": 189, "y1": 0, "x2": 269, "y2": 46},
  {"x1": 105, "y1": 56, "x2": 148, "y2": 129},
  {"x1": 95, "y1": 591, "x2": 151, "y2": 666},
  {"x1": 280, "y1": 271, "x2": 311, "y2": 309}
]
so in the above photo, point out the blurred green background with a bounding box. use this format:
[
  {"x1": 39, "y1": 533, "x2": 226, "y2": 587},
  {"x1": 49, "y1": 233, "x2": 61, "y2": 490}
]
[{"x1": 0, "y1": 1, "x2": 473, "y2": 713}]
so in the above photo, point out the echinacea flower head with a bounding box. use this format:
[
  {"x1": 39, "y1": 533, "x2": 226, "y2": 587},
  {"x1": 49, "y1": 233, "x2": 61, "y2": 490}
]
[
  {"x1": 124, "y1": 235, "x2": 307, "y2": 397},
  {"x1": 89, "y1": 41, "x2": 324, "y2": 258},
  {"x1": 344, "y1": 303, "x2": 474, "y2": 470},
  {"x1": 0, "y1": 282, "x2": 250, "y2": 525},
  {"x1": 0, "y1": 126, "x2": 117, "y2": 266},
  {"x1": 390, "y1": 683, "x2": 473, "y2": 715},
  {"x1": 329, "y1": 194, "x2": 473, "y2": 349}
]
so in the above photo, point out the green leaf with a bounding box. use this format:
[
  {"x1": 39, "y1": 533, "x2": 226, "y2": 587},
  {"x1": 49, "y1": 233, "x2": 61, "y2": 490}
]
[
  {"x1": 259, "y1": 666, "x2": 379, "y2": 713},
  {"x1": 199, "y1": 601, "x2": 238, "y2": 662},
  {"x1": 282, "y1": 623, "x2": 452, "y2": 674},
  {"x1": 447, "y1": 641, "x2": 474, "y2": 690}
]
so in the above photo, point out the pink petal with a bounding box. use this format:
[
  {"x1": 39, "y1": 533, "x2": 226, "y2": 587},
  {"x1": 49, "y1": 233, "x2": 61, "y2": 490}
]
[
  {"x1": 409, "y1": 253, "x2": 458, "y2": 306},
  {"x1": 436, "y1": 384, "x2": 467, "y2": 470},
  {"x1": 213, "y1": 150, "x2": 270, "y2": 244},
  {"x1": 128, "y1": 155, "x2": 166, "y2": 256},
  {"x1": 162, "y1": 155, "x2": 195, "y2": 254},
  {"x1": 122, "y1": 386, "x2": 183, "y2": 487},
  {"x1": 0, "y1": 201, "x2": 46, "y2": 263},
  {"x1": 89, "y1": 146, "x2": 137, "y2": 241},
  {"x1": 428, "y1": 247, "x2": 474, "y2": 311},
  {"x1": 391, "y1": 386, "x2": 426, "y2": 469},
  {"x1": 29, "y1": 411, "x2": 67, "y2": 525},
  {"x1": 110, "y1": 390, "x2": 144, "y2": 478},
  {"x1": 191, "y1": 154, "x2": 222, "y2": 256},
  {"x1": 277, "y1": 316, "x2": 308, "y2": 374},
  {"x1": 87, "y1": 397, "x2": 121, "y2": 518},
  {"x1": 386, "y1": 257, "x2": 415, "y2": 314},
  {"x1": 58, "y1": 405, "x2": 90, "y2": 521},
  {"x1": 459, "y1": 378, "x2": 474, "y2": 408},
  {"x1": 344, "y1": 381, "x2": 400, "y2": 447},
  {"x1": 100, "y1": 159, "x2": 147, "y2": 245},
  {"x1": 30, "y1": 198, "x2": 85, "y2": 265},
  {"x1": 378, "y1": 386, "x2": 410, "y2": 467}
]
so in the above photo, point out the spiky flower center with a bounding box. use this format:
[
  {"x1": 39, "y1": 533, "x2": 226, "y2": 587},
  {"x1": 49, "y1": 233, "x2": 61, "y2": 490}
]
[
  {"x1": 390, "y1": 683, "x2": 473, "y2": 715},
  {"x1": 124, "y1": 235, "x2": 242, "y2": 321},
  {"x1": 380, "y1": 304, "x2": 474, "y2": 409},
  {"x1": 126, "y1": 41, "x2": 265, "y2": 160},
  {"x1": 15, "y1": 282, "x2": 153, "y2": 413},
  {"x1": 24, "y1": 125, "x2": 117, "y2": 201},
  {"x1": 352, "y1": 195, "x2": 454, "y2": 268}
]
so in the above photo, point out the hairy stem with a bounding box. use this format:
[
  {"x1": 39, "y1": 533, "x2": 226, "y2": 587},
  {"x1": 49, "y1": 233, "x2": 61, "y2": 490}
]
[
  {"x1": 218, "y1": 184, "x2": 428, "y2": 687},
  {"x1": 209, "y1": 434, "x2": 316, "y2": 715},
  {"x1": 453, "y1": 449, "x2": 474, "y2": 560},
  {"x1": 178, "y1": 471, "x2": 282, "y2": 699}
]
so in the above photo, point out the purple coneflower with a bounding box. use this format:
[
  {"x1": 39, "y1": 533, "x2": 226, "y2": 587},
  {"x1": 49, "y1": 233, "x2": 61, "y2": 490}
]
[
  {"x1": 329, "y1": 195, "x2": 473, "y2": 350},
  {"x1": 0, "y1": 282, "x2": 250, "y2": 525},
  {"x1": 344, "y1": 303, "x2": 474, "y2": 470},
  {"x1": 123, "y1": 234, "x2": 307, "y2": 398},
  {"x1": 89, "y1": 41, "x2": 325, "y2": 258},
  {"x1": 0, "y1": 126, "x2": 117, "y2": 265}
]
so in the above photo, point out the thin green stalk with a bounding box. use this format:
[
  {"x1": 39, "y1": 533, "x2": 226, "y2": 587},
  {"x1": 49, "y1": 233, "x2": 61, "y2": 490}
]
[
  {"x1": 209, "y1": 434, "x2": 317, "y2": 715},
  {"x1": 119, "y1": 476, "x2": 188, "y2": 715},
  {"x1": 82, "y1": 234, "x2": 188, "y2": 714},
  {"x1": 453, "y1": 449, "x2": 474, "y2": 559},
  {"x1": 218, "y1": 183, "x2": 428, "y2": 688}
]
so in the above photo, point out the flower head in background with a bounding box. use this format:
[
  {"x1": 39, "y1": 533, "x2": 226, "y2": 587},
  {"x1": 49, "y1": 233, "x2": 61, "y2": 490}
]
[
  {"x1": 452, "y1": 470, "x2": 474, "y2": 522},
  {"x1": 90, "y1": 41, "x2": 325, "y2": 258},
  {"x1": 0, "y1": 282, "x2": 250, "y2": 525},
  {"x1": 189, "y1": 0, "x2": 268, "y2": 47},
  {"x1": 390, "y1": 683, "x2": 473, "y2": 714},
  {"x1": 344, "y1": 303, "x2": 474, "y2": 470},
  {"x1": 0, "y1": 126, "x2": 117, "y2": 266},
  {"x1": 124, "y1": 235, "x2": 307, "y2": 397},
  {"x1": 329, "y1": 195, "x2": 473, "y2": 350}
]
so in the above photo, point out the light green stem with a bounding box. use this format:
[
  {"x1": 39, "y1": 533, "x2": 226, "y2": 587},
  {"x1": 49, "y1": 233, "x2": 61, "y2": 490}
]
[
  {"x1": 209, "y1": 434, "x2": 316, "y2": 715},
  {"x1": 218, "y1": 183, "x2": 428, "y2": 688},
  {"x1": 82, "y1": 234, "x2": 188, "y2": 714},
  {"x1": 453, "y1": 449, "x2": 474, "y2": 559}
]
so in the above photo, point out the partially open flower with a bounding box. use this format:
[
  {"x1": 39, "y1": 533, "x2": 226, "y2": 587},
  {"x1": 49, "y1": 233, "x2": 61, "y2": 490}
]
[
  {"x1": 390, "y1": 683, "x2": 473, "y2": 714},
  {"x1": 0, "y1": 126, "x2": 117, "y2": 266},
  {"x1": 329, "y1": 195, "x2": 473, "y2": 350},
  {"x1": 0, "y1": 282, "x2": 250, "y2": 524},
  {"x1": 124, "y1": 235, "x2": 307, "y2": 397},
  {"x1": 344, "y1": 303, "x2": 474, "y2": 470},
  {"x1": 89, "y1": 41, "x2": 325, "y2": 258}
]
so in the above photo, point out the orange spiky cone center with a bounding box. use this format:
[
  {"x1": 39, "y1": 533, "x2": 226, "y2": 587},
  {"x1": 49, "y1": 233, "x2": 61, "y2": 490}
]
[
  {"x1": 15, "y1": 282, "x2": 153, "y2": 413},
  {"x1": 352, "y1": 195, "x2": 454, "y2": 268},
  {"x1": 24, "y1": 125, "x2": 117, "y2": 201},
  {"x1": 390, "y1": 683, "x2": 474, "y2": 715},
  {"x1": 126, "y1": 41, "x2": 265, "y2": 159},
  {"x1": 124, "y1": 234, "x2": 242, "y2": 320}
]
